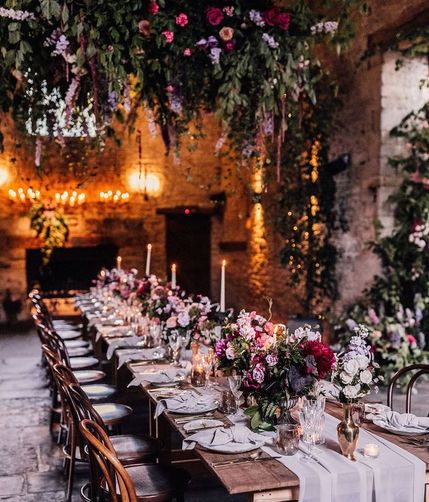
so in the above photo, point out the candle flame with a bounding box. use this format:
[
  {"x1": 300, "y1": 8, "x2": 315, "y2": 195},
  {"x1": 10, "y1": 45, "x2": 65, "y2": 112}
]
[
  {"x1": 222, "y1": 259, "x2": 226, "y2": 267},
  {"x1": 172, "y1": 263, "x2": 176, "y2": 271},
  {"x1": 147, "y1": 243, "x2": 152, "y2": 250}
]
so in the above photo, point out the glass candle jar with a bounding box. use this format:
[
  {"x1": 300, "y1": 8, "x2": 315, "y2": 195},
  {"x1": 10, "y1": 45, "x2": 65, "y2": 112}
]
[{"x1": 275, "y1": 423, "x2": 300, "y2": 455}]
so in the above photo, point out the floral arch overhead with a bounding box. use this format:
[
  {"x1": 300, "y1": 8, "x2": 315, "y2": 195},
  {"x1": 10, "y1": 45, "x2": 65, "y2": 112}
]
[{"x1": 0, "y1": 0, "x2": 366, "y2": 164}]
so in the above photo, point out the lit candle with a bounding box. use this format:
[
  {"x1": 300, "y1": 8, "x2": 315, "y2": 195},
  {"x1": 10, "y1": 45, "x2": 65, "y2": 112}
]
[
  {"x1": 117, "y1": 256, "x2": 122, "y2": 270},
  {"x1": 145, "y1": 244, "x2": 152, "y2": 276},
  {"x1": 363, "y1": 443, "x2": 379, "y2": 458},
  {"x1": 171, "y1": 263, "x2": 177, "y2": 289},
  {"x1": 220, "y1": 259, "x2": 226, "y2": 312}
]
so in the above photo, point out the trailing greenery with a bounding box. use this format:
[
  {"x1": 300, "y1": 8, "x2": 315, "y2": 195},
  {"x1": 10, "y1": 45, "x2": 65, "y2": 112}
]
[{"x1": 29, "y1": 202, "x2": 69, "y2": 263}]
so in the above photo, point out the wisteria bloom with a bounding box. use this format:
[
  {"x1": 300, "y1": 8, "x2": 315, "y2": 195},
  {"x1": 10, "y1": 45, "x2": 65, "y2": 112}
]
[
  {"x1": 262, "y1": 33, "x2": 279, "y2": 49},
  {"x1": 0, "y1": 7, "x2": 35, "y2": 20},
  {"x1": 209, "y1": 47, "x2": 222, "y2": 65},
  {"x1": 249, "y1": 9, "x2": 265, "y2": 27},
  {"x1": 310, "y1": 21, "x2": 339, "y2": 35}
]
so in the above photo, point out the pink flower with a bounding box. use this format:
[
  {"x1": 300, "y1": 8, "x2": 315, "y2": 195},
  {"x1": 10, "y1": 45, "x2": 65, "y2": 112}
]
[
  {"x1": 276, "y1": 12, "x2": 291, "y2": 30},
  {"x1": 148, "y1": 2, "x2": 159, "y2": 14},
  {"x1": 407, "y1": 335, "x2": 417, "y2": 347},
  {"x1": 224, "y1": 41, "x2": 234, "y2": 53},
  {"x1": 252, "y1": 363, "x2": 266, "y2": 384},
  {"x1": 176, "y1": 13, "x2": 188, "y2": 27},
  {"x1": 165, "y1": 85, "x2": 174, "y2": 92},
  {"x1": 183, "y1": 48, "x2": 192, "y2": 56},
  {"x1": 166, "y1": 316, "x2": 177, "y2": 329},
  {"x1": 138, "y1": 19, "x2": 150, "y2": 36},
  {"x1": 162, "y1": 31, "x2": 174, "y2": 43},
  {"x1": 262, "y1": 8, "x2": 279, "y2": 26},
  {"x1": 223, "y1": 6, "x2": 234, "y2": 16},
  {"x1": 206, "y1": 7, "x2": 224, "y2": 26}
]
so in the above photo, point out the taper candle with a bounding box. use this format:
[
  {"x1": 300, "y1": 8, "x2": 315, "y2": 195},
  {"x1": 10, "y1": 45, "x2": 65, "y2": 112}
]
[
  {"x1": 145, "y1": 244, "x2": 152, "y2": 276},
  {"x1": 220, "y1": 259, "x2": 226, "y2": 312},
  {"x1": 171, "y1": 263, "x2": 177, "y2": 289},
  {"x1": 116, "y1": 256, "x2": 122, "y2": 270}
]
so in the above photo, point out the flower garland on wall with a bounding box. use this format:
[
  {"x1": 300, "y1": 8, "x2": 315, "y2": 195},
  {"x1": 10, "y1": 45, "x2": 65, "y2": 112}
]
[{"x1": 0, "y1": 0, "x2": 367, "y2": 163}]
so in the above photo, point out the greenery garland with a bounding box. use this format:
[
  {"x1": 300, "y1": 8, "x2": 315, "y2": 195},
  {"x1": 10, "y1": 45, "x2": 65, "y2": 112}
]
[
  {"x1": 0, "y1": 0, "x2": 366, "y2": 160},
  {"x1": 29, "y1": 202, "x2": 69, "y2": 263}
]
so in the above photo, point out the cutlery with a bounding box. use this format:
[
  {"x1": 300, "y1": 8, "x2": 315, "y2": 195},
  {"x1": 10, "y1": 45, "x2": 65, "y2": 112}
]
[
  {"x1": 212, "y1": 454, "x2": 280, "y2": 468},
  {"x1": 174, "y1": 413, "x2": 215, "y2": 423},
  {"x1": 184, "y1": 424, "x2": 230, "y2": 433}
]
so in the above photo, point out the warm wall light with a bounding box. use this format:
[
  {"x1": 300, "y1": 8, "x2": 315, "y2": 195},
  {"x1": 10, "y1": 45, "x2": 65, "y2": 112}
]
[
  {"x1": 128, "y1": 171, "x2": 161, "y2": 195},
  {"x1": 0, "y1": 166, "x2": 9, "y2": 187},
  {"x1": 99, "y1": 190, "x2": 129, "y2": 203}
]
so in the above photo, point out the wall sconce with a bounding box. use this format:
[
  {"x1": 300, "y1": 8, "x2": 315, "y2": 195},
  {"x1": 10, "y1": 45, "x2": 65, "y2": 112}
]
[
  {"x1": 0, "y1": 166, "x2": 9, "y2": 187},
  {"x1": 128, "y1": 171, "x2": 161, "y2": 196},
  {"x1": 9, "y1": 187, "x2": 41, "y2": 203}
]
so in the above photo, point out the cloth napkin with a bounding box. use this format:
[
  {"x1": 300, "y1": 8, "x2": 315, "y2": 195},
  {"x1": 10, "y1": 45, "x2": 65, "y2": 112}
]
[
  {"x1": 128, "y1": 367, "x2": 188, "y2": 389},
  {"x1": 95, "y1": 325, "x2": 132, "y2": 342},
  {"x1": 382, "y1": 411, "x2": 429, "y2": 430},
  {"x1": 183, "y1": 424, "x2": 269, "y2": 450},
  {"x1": 106, "y1": 335, "x2": 141, "y2": 359},
  {"x1": 154, "y1": 389, "x2": 213, "y2": 418},
  {"x1": 366, "y1": 405, "x2": 429, "y2": 430},
  {"x1": 116, "y1": 347, "x2": 166, "y2": 368}
]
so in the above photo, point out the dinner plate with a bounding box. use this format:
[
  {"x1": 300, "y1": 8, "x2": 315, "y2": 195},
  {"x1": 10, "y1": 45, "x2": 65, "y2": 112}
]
[
  {"x1": 183, "y1": 419, "x2": 224, "y2": 432},
  {"x1": 169, "y1": 403, "x2": 219, "y2": 414},
  {"x1": 151, "y1": 379, "x2": 185, "y2": 388},
  {"x1": 373, "y1": 418, "x2": 429, "y2": 436},
  {"x1": 200, "y1": 441, "x2": 264, "y2": 454}
]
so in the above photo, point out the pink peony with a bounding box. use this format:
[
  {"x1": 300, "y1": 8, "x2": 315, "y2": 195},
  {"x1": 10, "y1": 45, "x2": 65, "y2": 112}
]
[
  {"x1": 148, "y1": 2, "x2": 159, "y2": 14},
  {"x1": 206, "y1": 7, "x2": 224, "y2": 26},
  {"x1": 166, "y1": 316, "x2": 177, "y2": 329},
  {"x1": 252, "y1": 363, "x2": 266, "y2": 384},
  {"x1": 176, "y1": 13, "x2": 188, "y2": 27},
  {"x1": 162, "y1": 31, "x2": 174, "y2": 43},
  {"x1": 183, "y1": 48, "x2": 192, "y2": 56}
]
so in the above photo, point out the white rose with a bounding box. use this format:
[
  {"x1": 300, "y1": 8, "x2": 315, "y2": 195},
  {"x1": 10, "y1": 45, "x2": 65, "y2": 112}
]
[
  {"x1": 340, "y1": 372, "x2": 353, "y2": 384},
  {"x1": 343, "y1": 383, "x2": 361, "y2": 399},
  {"x1": 360, "y1": 369, "x2": 372, "y2": 384},
  {"x1": 356, "y1": 355, "x2": 369, "y2": 370},
  {"x1": 344, "y1": 359, "x2": 359, "y2": 376}
]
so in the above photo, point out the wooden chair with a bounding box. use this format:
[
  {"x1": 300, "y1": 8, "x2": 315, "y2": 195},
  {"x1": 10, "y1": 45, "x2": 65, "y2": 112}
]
[
  {"x1": 80, "y1": 419, "x2": 189, "y2": 502},
  {"x1": 387, "y1": 363, "x2": 429, "y2": 413}
]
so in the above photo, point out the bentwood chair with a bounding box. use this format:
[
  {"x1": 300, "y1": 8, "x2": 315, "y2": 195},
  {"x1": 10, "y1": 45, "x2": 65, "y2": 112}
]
[
  {"x1": 80, "y1": 419, "x2": 189, "y2": 502},
  {"x1": 387, "y1": 363, "x2": 429, "y2": 414},
  {"x1": 53, "y1": 364, "x2": 136, "y2": 501}
]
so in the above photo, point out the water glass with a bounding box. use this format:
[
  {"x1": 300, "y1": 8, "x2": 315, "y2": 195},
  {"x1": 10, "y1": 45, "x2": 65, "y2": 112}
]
[
  {"x1": 352, "y1": 402, "x2": 365, "y2": 426},
  {"x1": 298, "y1": 410, "x2": 319, "y2": 462},
  {"x1": 275, "y1": 424, "x2": 300, "y2": 455},
  {"x1": 220, "y1": 390, "x2": 237, "y2": 414}
]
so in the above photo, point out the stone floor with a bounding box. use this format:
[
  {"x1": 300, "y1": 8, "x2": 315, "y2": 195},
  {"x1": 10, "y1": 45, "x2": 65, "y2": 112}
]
[
  {"x1": 0, "y1": 326, "x2": 246, "y2": 502},
  {"x1": 1, "y1": 325, "x2": 429, "y2": 502}
]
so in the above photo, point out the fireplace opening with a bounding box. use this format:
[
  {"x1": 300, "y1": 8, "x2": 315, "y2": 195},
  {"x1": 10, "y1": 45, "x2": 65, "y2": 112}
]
[{"x1": 26, "y1": 244, "x2": 118, "y2": 296}]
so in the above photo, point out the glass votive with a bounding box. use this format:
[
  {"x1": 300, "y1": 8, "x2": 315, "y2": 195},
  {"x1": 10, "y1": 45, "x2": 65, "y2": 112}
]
[
  {"x1": 219, "y1": 390, "x2": 237, "y2": 414},
  {"x1": 363, "y1": 443, "x2": 379, "y2": 458},
  {"x1": 191, "y1": 365, "x2": 206, "y2": 387},
  {"x1": 275, "y1": 424, "x2": 300, "y2": 455}
]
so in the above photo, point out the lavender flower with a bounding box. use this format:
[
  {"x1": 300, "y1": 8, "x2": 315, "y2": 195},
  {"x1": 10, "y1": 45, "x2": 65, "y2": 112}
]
[
  {"x1": 262, "y1": 114, "x2": 274, "y2": 136},
  {"x1": 207, "y1": 36, "x2": 219, "y2": 48},
  {"x1": 196, "y1": 38, "x2": 208, "y2": 49},
  {"x1": 249, "y1": 9, "x2": 265, "y2": 27},
  {"x1": 209, "y1": 47, "x2": 222, "y2": 65},
  {"x1": 169, "y1": 92, "x2": 182, "y2": 114},
  {"x1": 241, "y1": 142, "x2": 254, "y2": 158},
  {"x1": 64, "y1": 76, "x2": 80, "y2": 125},
  {"x1": 107, "y1": 91, "x2": 118, "y2": 112},
  {"x1": 0, "y1": 7, "x2": 35, "y2": 20},
  {"x1": 310, "y1": 21, "x2": 338, "y2": 35},
  {"x1": 262, "y1": 33, "x2": 279, "y2": 49},
  {"x1": 123, "y1": 80, "x2": 131, "y2": 113}
]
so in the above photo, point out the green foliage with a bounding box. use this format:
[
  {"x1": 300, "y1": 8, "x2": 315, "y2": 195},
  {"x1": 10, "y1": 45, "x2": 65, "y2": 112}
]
[{"x1": 29, "y1": 202, "x2": 69, "y2": 263}]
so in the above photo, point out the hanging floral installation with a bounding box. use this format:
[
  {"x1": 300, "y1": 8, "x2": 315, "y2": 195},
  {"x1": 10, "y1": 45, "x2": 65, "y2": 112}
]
[{"x1": 0, "y1": 0, "x2": 367, "y2": 163}]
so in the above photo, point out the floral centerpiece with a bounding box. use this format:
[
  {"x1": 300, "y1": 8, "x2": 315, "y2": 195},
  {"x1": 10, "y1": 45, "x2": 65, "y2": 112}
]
[
  {"x1": 332, "y1": 324, "x2": 380, "y2": 459},
  {"x1": 215, "y1": 310, "x2": 336, "y2": 430}
]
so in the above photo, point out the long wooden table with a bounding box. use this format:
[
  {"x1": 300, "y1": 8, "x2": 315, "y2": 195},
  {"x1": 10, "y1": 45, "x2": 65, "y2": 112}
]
[{"x1": 91, "y1": 323, "x2": 429, "y2": 502}]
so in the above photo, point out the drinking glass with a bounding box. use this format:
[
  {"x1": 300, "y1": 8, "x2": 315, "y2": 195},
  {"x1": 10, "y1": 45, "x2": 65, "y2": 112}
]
[
  {"x1": 220, "y1": 390, "x2": 237, "y2": 414},
  {"x1": 168, "y1": 333, "x2": 182, "y2": 366},
  {"x1": 352, "y1": 402, "x2": 365, "y2": 426},
  {"x1": 275, "y1": 424, "x2": 300, "y2": 455},
  {"x1": 302, "y1": 396, "x2": 326, "y2": 413},
  {"x1": 202, "y1": 349, "x2": 215, "y2": 388},
  {"x1": 228, "y1": 375, "x2": 243, "y2": 412},
  {"x1": 299, "y1": 410, "x2": 318, "y2": 462}
]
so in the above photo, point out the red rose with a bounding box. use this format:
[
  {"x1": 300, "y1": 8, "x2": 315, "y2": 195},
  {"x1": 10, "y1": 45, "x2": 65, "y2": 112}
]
[
  {"x1": 224, "y1": 41, "x2": 234, "y2": 53},
  {"x1": 276, "y1": 12, "x2": 291, "y2": 30},
  {"x1": 206, "y1": 7, "x2": 224, "y2": 26},
  {"x1": 148, "y1": 2, "x2": 159, "y2": 14},
  {"x1": 262, "y1": 8, "x2": 279, "y2": 26},
  {"x1": 303, "y1": 341, "x2": 335, "y2": 379}
]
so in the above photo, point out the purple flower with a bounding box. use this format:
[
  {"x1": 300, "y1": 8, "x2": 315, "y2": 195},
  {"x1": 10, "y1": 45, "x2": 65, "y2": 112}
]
[
  {"x1": 208, "y1": 36, "x2": 219, "y2": 48},
  {"x1": 196, "y1": 38, "x2": 208, "y2": 49},
  {"x1": 249, "y1": 9, "x2": 264, "y2": 27},
  {"x1": 0, "y1": 7, "x2": 35, "y2": 20},
  {"x1": 266, "y1": 353, "x2": 277, "y2": 367},
  {"x1": 209, "y1": 47, "x2": 222, "y2": 65},
  {"x1": 107, "y1": 91, "x2": 118, "y2": 112},
  {"x1": 262, "y1": 33, "x2": 279, "y2": 49},
  {"x1": 215, "y1": 339, "x2": 228, "y2": 358}
]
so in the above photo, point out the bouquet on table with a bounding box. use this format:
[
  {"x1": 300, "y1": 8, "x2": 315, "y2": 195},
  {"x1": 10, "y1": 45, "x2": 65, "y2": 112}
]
[
  {"x1": 333, "y1": 324, "x2": 381, "y2": 403},
  {"x1": 215, "y1": 310, "x2": 336, "y2": 430}
]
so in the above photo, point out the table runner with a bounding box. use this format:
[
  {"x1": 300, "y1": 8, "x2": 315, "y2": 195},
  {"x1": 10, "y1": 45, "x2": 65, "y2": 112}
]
[{"x1": 263, "y1": 413, "x2": 425, "y2": 502}]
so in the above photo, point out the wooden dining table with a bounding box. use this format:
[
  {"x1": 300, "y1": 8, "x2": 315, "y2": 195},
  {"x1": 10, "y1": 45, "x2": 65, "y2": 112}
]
[{"x1": 91, "y1": 322, "x2": 429, "y2": 502}]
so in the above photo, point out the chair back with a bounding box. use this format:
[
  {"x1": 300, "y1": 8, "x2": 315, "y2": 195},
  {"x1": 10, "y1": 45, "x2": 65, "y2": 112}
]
[
  {"x1": 387, "y1": 363, "x2": 429, "y2": 413},
  {"x1": 79, "y1": 419, "x2": 137, "y2": 502}
]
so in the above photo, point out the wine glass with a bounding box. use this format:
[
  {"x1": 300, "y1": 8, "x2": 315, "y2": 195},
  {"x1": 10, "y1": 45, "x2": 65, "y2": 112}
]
[
  {"x1": 298, "y1": 409, "x2": 319, "y2": 462},
  {"x1": 201, "y1": 351, "x2": 214, "y2": 388},
  {"x1": 228, "y1": 375, "x2": 243, "y2": 414},
  {"x1": 168, "y1": 333, "x2": 182, "y2": 366}
]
